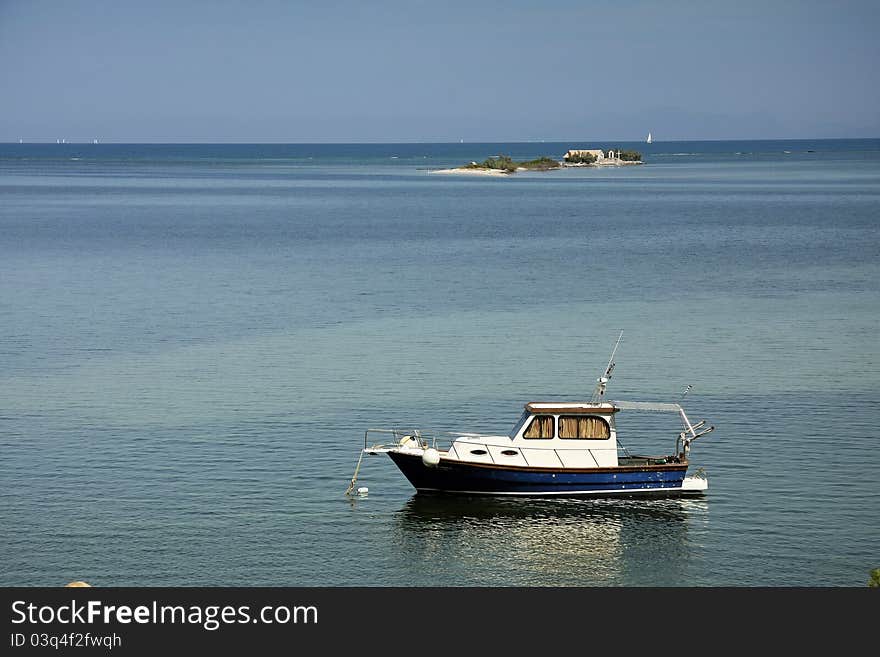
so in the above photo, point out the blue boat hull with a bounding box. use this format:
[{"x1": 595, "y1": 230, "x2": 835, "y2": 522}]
[{"x1": 388, "y1": 452, "x2": 690, "y2": 496}]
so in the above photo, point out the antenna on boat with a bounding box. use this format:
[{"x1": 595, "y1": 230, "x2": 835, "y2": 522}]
[{"x1": 592, "y1": 330, "x2": 623, "y2": 401}]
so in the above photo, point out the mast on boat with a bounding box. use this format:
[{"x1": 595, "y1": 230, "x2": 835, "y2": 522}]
[{"x1": 591, "y1": 331, "x2": 623, "y2": 402}]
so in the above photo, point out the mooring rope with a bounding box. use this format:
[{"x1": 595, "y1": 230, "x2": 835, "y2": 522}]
[{"x1": 344, "y1": 449, "x2": 366, "y2": 496}]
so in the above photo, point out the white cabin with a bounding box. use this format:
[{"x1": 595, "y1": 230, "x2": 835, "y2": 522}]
[{"x1": 446, "y1": 402, "x2": 619, "y2": 469}]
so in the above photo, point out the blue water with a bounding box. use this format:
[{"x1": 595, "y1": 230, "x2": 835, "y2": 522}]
[{"x1": 1, "y1": 139, "x2": 878, "y2": 586}]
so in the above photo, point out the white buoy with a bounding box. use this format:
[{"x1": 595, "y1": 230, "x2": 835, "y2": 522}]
[
  {"x1": 422, "y1": 448, "x2": 440, "y2": 467},
  {"x1": 356, "y1": 486, "x2": 369, "y2": 496}
]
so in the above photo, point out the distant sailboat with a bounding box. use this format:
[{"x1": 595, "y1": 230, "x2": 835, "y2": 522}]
[{"x1": 646, "y1": 132, "x2": 653, "y2": 144}]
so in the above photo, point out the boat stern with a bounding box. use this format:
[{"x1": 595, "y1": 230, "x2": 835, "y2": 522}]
[{"x1": 681, "y1": 473, "x2": 708, "y2": 495}]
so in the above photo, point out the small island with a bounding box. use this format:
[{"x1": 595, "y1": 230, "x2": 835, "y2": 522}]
[{"x1": 433, "y1": 148, "x2": 642, "y2": 176}]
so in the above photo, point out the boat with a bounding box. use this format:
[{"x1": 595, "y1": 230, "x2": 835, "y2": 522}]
[
  {"x1": 346, "y1": 334, "x2": 714, "y2": 497},
  {"x1": 646, "y1": 132, "x2": 653, "y2": 144}
]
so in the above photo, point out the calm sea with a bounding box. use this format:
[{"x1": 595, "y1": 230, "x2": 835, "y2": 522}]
[{"x1": 1, "y1": 139, "x2": 878, "y2": 586}]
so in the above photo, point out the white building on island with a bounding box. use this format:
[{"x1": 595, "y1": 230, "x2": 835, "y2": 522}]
[
  {"x1": 563, "y1": 148, "x2": 607, "y2": 163},
  {"x1": 562, "y1": 148, "x2": 640, "y2": 166}
]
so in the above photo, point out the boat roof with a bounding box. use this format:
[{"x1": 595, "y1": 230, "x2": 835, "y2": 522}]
[{"x1": 525, "y1": 400, "x2": 684, "y2": 414}]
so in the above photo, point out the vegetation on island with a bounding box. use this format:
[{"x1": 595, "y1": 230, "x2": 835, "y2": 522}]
[
  {"x1": 870, "y1": 568, "x2": 880, "y2": 587},
  {"x1": 519, "y1": 156, "x2": 562, "y2": 171},
  {"x1": 464, "y1": 155, "x2": 561, "y2": 173},
  {"x1": 464, "y1": 155, "x2": 518, "y2": 172},
  {"x1": 615, "y1": 149, "x2": 642, "y2": 162},
  {"x1": 565, "y1": 151, "x2": 597, "y2": 164}
]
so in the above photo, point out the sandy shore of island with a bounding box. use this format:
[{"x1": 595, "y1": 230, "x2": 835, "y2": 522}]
[{"x1": 430, "y1": 167, "x2": 511, "y2": 177}]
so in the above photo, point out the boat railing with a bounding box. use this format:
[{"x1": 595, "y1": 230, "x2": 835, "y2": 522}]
[{"x1": 364, "y1": 428, "x2": 501, "y2": 452}]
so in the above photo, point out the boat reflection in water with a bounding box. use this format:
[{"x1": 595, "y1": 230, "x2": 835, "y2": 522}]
[{"x1": 390, "y1": 495, "x2": 708, "y2": 586}]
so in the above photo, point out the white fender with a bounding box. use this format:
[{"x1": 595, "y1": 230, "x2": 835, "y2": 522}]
[{"x1": 422, "y1": 448, "x2": 440, "y2": 467}]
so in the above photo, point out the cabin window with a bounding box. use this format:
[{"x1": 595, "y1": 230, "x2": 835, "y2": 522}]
[
  {"x1": 523, "y1": 415, "x2": 555, "y2": 439},
  {"x1": 558, "y1": 415, "x2": 611, "y2": 440},
  {"x1": 508, "y1": 411, "x2": 531, "y2": 439}
]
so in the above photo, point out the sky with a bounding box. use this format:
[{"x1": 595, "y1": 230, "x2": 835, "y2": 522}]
[{"x1": 1, "y1": 0, "x2": 878, "y2": 142}]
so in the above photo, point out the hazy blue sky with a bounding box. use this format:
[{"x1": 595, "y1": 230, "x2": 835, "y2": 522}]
[{"x1": 1, "y1": 0, "x2": 878, "y2": 142}]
